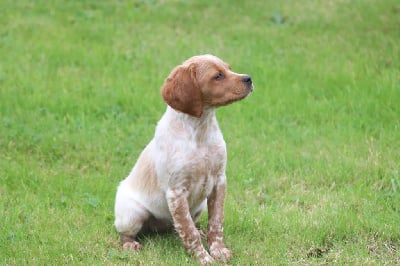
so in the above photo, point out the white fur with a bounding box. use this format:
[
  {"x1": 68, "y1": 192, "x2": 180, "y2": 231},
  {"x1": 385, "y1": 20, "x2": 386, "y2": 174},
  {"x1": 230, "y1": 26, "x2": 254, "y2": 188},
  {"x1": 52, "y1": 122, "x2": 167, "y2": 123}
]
[{"x1": 114, "y1": 106, "x2": 226, "y2": 230}]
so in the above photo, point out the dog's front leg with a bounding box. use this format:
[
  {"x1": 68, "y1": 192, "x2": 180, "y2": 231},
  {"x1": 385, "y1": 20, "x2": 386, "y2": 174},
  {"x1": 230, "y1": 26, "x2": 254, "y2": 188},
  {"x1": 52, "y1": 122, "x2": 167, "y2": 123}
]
[
  {"x1": 207, "y1": 175, "x2": 231, "y2": 262},
  {"x1": 167, "y1": 188, "x2": 214, "y2": 265}
]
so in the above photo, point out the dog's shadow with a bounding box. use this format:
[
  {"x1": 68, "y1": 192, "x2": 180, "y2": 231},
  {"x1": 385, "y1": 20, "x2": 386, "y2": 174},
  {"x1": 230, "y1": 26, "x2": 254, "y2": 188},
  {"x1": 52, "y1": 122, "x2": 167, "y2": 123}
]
[{"x1": 136, "y1": 221, "x2": 208, "y2": 247}]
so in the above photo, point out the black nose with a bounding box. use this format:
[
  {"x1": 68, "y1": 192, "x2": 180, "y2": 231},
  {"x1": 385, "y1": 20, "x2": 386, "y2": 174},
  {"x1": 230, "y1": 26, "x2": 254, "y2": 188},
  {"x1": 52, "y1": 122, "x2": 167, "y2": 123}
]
[{"x1": 242, "y1": 75, "x2": 252, "y2": 85}]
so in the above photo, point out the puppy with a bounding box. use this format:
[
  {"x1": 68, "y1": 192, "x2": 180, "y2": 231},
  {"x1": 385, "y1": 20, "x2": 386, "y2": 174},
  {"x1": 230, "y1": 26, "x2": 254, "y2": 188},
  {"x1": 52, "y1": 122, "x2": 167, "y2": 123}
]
[{"x1": 114, "y1": 54, "x2": 253, "y2": 264}]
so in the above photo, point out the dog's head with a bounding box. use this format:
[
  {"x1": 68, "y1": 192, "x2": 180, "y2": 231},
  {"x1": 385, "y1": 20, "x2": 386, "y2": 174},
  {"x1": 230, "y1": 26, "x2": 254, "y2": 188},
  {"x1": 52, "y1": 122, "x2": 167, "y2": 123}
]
[{"x1": 161, "y1": 54, "x2": 253, "y2": 117}]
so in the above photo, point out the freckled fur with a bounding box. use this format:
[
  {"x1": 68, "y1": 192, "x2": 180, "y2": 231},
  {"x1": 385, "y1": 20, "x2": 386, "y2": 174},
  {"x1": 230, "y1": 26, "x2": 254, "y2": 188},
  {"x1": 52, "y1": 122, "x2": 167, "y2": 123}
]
[{"x1": 114, "y1": 54, "x2": 253, "y2": 265}]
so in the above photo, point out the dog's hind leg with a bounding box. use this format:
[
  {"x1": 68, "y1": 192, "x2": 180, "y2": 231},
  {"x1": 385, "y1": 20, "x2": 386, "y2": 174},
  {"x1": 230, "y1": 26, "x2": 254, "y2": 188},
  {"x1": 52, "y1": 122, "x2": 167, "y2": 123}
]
[{"x1": 114, "y1": 186, "x2": 149, "y2": 251}]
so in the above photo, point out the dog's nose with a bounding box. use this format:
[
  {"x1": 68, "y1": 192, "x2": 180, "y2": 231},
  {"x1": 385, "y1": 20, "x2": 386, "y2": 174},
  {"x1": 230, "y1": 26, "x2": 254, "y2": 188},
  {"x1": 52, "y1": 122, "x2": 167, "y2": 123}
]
[{"x1": 242, "y1": 75, "x2": 252, "y2": 85}]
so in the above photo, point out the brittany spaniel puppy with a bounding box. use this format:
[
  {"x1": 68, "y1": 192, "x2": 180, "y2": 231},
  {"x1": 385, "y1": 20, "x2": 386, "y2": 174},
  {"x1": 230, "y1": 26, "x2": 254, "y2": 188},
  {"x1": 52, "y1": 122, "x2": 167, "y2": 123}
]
[{"x1": 114, "y1": 54, "x2": 253, "y2": 265}]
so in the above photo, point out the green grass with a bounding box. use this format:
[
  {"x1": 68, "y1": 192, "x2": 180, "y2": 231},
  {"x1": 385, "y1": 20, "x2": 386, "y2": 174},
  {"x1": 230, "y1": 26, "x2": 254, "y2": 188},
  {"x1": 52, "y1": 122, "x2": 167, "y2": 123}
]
[{"x1": 1, "y1": 0, "x2": 399, "y2": 265}]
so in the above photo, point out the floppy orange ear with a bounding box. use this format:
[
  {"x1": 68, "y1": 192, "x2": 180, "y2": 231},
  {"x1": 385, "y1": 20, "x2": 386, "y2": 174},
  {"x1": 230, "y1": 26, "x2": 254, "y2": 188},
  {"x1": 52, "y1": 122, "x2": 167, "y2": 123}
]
[{"x1": 161, "y1": 63, "x2": 203, "y2": 118}]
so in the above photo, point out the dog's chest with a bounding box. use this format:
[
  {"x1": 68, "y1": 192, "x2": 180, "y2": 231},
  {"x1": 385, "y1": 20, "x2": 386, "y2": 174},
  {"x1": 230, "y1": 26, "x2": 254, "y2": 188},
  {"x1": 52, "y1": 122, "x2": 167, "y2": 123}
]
[
  {"x1": 183, "y1": 140, "x2": 226, "y2": 205},
  {"x1": 182, "y1": 121, "x2": 227, "y2": 176},
  {"x1": 191, "y1": 142, "x2": 226, "y2": 175},
  {"x1": 155, "y1": 109, "x2": 227, "y2": 198}
]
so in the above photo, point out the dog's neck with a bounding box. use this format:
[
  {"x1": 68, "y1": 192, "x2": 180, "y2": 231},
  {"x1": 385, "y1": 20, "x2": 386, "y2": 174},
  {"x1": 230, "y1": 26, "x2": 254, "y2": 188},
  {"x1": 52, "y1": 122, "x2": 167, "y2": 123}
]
[
  {"x1": 166, "y1": 106, "x2": 216, "y2": 125},
  {"x1": 161, "y1": 106, "x2": 220, "y2": 143}
]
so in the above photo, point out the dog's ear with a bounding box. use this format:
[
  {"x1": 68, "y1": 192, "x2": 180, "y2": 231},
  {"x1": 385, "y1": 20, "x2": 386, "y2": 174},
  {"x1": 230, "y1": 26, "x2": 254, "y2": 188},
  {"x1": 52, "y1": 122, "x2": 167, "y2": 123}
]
[{"x1": 161, "y1": 63, "x2": 203, "y2": 118}]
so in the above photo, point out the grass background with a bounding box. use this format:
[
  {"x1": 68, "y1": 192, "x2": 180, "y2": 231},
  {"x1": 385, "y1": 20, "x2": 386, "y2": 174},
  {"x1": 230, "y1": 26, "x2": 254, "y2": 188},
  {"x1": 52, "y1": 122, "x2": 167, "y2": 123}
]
[{"x1": 1, "y1": 0, "x2": 399, "y2": 265}]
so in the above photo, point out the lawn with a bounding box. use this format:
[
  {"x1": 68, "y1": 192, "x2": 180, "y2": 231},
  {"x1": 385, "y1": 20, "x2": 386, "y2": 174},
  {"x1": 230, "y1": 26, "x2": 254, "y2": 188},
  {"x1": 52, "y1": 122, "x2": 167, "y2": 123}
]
[{"x1": 1, "y1": 0, "x2": 399, "y2": 265}]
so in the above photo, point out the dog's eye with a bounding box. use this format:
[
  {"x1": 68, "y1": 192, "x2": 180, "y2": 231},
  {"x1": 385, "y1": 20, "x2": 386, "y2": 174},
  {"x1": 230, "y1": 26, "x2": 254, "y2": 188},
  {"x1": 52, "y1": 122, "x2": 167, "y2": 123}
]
[{"x1": 214, "y1": 72, "x2": 224, "y2": 80}]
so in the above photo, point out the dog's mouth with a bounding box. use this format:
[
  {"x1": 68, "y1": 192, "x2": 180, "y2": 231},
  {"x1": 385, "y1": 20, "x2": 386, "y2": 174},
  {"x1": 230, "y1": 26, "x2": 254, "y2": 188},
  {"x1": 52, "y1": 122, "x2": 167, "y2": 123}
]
[
  {"x1": 214, "y1": 87, "x2": 252, "y2": 107},
  {"x1": 240, "y1": 83, "x2": 254, "y2": 98},
  {"x1": 247, "y1": 84, "x2": 254, "y2": 94}
]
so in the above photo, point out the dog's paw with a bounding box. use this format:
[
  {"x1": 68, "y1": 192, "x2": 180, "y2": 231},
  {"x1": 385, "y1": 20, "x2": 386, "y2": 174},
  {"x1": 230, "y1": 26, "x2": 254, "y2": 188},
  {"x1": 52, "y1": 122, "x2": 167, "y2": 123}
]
[
  {"x1": 199, "y1": 252, "x2": 214, "y2": 266},
  {"x1": 122, "y1": 241, "x2": 142, "y2": 251},
  {"x1": 209, "y1": 243, "x2": 231, "y2": 263}
]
